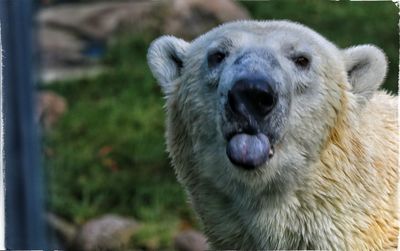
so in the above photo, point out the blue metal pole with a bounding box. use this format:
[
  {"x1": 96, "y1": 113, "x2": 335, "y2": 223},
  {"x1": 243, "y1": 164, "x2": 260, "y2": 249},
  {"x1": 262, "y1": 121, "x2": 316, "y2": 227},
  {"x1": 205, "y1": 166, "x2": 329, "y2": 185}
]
[{"x1": 0, "y1": 0, "x2": 47, "y2": 249}]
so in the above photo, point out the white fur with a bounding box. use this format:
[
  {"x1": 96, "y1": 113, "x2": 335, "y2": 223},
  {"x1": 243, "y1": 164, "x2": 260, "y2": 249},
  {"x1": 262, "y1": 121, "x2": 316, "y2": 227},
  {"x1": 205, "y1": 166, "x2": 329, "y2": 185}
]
[
  {"x1": 343, "y1": 45, "x2": 388, "y2": 104},
  {"x1": 147, "y1": 20, "x2": 398, "y2": 250},
  {"x1": 147, "y1": 35, "x2": 188, "y2": 95}
]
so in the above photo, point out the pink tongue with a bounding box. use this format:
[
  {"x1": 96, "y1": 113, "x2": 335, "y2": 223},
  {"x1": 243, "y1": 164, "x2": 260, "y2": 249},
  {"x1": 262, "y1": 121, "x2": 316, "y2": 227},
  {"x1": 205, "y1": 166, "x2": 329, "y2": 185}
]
[{"x1": 226, "y1": 133, "x2": 270, "y2": 169}]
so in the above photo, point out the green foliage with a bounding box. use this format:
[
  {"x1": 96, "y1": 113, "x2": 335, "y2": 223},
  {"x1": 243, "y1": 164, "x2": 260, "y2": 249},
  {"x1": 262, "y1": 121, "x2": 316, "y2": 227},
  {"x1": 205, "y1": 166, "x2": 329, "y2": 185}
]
[
  {"x1": 43, "y1": 34, "x2": 194, "y2": 227},
  {"x1": 241, "y1": 0, "x2": 398, "y2": 93}
]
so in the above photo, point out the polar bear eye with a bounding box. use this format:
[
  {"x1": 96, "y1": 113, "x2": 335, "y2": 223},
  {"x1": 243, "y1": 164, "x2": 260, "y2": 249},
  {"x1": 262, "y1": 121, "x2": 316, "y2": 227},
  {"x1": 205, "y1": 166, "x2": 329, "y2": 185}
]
[
  {"x1": 293, "y1": 55, "x2": 310, "y2": 68},
  {"x1": 207, "y1": 51, "x2": 227, "y2": 68}
]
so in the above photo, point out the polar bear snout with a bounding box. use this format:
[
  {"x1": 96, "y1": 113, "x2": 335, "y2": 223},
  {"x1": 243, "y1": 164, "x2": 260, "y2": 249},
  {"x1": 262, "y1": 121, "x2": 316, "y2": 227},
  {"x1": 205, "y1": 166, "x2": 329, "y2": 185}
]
[
  {"x1": 227, "y1": 76, "x2": 278, "y2": 121},
  {"x1": 223, "y1": 74, "x2": 279, "y2": 169}
]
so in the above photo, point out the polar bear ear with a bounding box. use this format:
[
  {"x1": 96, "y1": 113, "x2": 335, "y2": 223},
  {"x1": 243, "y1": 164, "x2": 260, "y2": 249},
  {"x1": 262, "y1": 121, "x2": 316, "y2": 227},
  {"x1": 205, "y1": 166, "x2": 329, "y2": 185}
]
[
  {"x1": 343, "y1": 45, "x2": 388, "y2": 103},
  {"x1": 147, "y1": 35, "x2": 189, "y2": 95}
]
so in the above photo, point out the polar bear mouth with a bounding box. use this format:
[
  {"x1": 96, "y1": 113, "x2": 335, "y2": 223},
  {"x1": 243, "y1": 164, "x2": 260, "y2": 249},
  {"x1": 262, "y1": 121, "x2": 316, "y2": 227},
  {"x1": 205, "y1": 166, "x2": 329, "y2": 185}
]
[{"x1": 226, "y1": 132, "x2": 274, "y2": 169}]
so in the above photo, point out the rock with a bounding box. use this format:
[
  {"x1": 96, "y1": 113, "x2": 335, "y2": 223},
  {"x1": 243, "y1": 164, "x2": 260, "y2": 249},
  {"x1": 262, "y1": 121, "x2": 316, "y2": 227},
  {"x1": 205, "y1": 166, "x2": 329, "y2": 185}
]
[
  {"x1": 46, "y1": 213, "x2": 77, "y2": 246},
  {"x1": 36, "y1": 91, "x2": 68, "y2": 130},
  {"x1": 37, "y1": 2, "x2": 157, "y2": 82},
  {"x1": 164, "y1": 0, "x2": 250, "y2": 39},
  {"x1": 37, "y1": 0, "x2": 249, "y2": 82},
  {"x1": 38, "y1": 26, "x2": 86, "y2": 68},
  {"x1": 174, "y1": 230, "x2": 209, "y2": 251},
  {"x1": 38, "y1": 2, "x2": 157, "y2": 41},
  {"x1": 38, "y1": 1, "x2": 249, "y2": 40},
  {"x1": 41, "y1": 65, "x2": 106, "y2": 83},
  {"x1": 74, "y1": 214, "x2": 140, "y2": 251}
]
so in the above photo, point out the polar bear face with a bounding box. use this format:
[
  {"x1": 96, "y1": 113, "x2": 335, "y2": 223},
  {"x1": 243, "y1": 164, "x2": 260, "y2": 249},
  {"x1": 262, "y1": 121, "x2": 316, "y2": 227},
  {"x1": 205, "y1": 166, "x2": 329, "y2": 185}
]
[{"x1": 148, "y1": 21, "x2": 387, "y2": 194}]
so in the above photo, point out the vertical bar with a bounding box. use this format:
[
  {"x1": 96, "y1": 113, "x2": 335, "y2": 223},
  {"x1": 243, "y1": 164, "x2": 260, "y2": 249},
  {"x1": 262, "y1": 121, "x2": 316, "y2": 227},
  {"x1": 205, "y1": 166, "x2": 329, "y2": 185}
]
[
  {"x1": 0, "y1": 0, "x2": 47, "y2": 249},
  {"x1": 0, "y1": 22, "x2": 5, "y2": 251}
]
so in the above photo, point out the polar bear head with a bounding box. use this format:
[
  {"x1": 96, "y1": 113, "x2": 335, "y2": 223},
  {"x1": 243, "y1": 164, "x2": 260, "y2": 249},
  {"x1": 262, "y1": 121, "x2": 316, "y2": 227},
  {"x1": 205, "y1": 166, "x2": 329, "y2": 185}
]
[{"x1": 147, "y1": 20, "x2": 387, "y2": 194}]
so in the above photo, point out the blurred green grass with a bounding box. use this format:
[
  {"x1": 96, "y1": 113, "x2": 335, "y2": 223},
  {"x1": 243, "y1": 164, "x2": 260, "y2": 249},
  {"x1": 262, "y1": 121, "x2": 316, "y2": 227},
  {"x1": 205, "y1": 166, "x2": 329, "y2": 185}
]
[
  {"x1": 43, "y1": 34, "x2": 196, "y2": 248},
  {"x1": 42, "y1": 1, "x2": 398, "y2": 249}
]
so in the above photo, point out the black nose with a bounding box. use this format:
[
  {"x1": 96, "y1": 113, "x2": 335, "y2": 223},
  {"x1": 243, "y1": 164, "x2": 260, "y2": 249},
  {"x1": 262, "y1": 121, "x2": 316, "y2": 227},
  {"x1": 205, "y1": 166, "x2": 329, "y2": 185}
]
[{"x1": 228, "y1": 77, "x2": 277, "y2": 119}]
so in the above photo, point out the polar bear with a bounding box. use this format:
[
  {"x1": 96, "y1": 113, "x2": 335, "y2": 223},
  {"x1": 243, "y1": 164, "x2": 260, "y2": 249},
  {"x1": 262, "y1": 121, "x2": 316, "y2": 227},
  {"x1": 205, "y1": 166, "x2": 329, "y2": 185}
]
[{"x1": 147, "y1": 20, "x2": 399, "y2": 250}]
